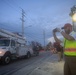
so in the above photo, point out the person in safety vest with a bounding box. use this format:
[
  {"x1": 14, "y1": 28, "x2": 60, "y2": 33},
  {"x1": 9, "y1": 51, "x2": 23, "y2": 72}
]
[{"x1": 52, "y1": 23, "x2": 76, "y2": 75}]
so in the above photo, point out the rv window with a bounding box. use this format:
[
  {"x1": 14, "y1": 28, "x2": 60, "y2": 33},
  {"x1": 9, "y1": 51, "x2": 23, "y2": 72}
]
[
  {"x1": 11, "y1": 40, "x2": 15, "y2": 46},
  {"x1": 21, "y1": 44, "x2": 25, "y2": 46},
  {"x1": 0, "y1": 39, "x2": 10, "y2": 46}
]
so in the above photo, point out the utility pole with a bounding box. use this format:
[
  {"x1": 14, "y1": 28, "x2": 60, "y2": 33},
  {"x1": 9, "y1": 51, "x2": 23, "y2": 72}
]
[
  {"x1": 43, "y1": 30, "x2": 45, "y2": 50},
  {"x1": 20, "y1": 9, "x2": 25, "y2": 37}
]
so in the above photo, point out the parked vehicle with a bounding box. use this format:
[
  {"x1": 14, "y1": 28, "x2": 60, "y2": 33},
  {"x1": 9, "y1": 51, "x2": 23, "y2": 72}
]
[
  {"x1": 33, "y1": 46, "x2": 39, "y2": 56},
  {"x1": 0, "y1": 29, "x2": 33, "y2": 64}
]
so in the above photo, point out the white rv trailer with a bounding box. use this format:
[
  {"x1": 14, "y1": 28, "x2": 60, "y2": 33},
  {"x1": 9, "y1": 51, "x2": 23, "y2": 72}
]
[{"x1": 0, "y1": 29, "x2": 33, "y2": 64}]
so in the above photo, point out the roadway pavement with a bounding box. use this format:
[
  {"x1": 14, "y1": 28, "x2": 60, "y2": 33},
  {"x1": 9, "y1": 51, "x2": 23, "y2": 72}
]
[
  {"x1": 29, "y1": 53, "x2": 64, "y2": 75},
  {"x1": 12, "y1": 51, "x2": 64, "y2": 75}
]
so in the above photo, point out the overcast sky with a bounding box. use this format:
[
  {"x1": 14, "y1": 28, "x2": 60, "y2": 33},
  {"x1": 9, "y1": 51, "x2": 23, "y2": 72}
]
[{"x1": 0, "y1": 0, "x2": 76, "y2": 45}]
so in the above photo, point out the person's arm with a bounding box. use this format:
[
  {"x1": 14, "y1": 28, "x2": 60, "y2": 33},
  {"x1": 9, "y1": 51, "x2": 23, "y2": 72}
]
[
  {"x1": 56, "y1": 28, "x2": 75, "y2": 41},
  {"x1": 60, "y1": 31, "x2": 75, "y2": 41},
  {"x1": 53, "y1": 29, "x2": 62, "y2": 43}
]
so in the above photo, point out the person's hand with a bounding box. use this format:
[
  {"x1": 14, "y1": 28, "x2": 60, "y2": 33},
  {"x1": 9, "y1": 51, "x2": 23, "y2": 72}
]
[
  {"x1": 53, "y1": 28, "x2": 62, "y2": 33},
  {"x1": 56, "y1": 28, "x2": 62, "y2": 32},
  {"x1": 53, "y1": 28, "x2": 57, "y2": 33}
]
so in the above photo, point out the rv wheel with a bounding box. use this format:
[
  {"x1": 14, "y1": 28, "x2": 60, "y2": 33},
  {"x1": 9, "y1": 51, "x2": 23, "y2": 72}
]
[
  {"x1": 26, "y1": 52, "x2": 31, "y2": 58},
  {"x1": 2, "y1": 55, "x2": 11, "y2": 65}
]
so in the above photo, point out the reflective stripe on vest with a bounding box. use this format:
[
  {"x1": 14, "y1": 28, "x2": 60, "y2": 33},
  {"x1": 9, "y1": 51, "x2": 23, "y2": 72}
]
[{"x1": 64, "y1": 38, "x2": 76, "y2": 56}]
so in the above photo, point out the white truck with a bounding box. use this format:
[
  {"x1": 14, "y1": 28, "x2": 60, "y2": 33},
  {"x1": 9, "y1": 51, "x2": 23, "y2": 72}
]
[{"x1": 0, "y1": 29, "x2": 33, "y2": 64}]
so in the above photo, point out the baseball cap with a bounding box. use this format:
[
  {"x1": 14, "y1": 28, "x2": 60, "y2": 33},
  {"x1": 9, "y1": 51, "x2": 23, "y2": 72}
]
[{"x1": 61, "y1": 23, "x2": 72, "y2": 29}]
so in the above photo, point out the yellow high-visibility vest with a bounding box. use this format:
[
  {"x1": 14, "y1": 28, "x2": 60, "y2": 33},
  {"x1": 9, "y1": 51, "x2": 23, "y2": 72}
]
[{"x1": 64, "y1": 38, "x2": 76, "y2": 56}]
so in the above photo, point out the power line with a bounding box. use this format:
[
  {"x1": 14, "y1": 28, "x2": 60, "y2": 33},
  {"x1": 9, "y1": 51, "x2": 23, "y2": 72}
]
[
  {"x1": 2, "y1": 0, "x2": 20, "y2": 13},
  {"x1": 10, "y1": 0, "x2": 22, "y2": 9},
  {"x1": 26, "y1": 34, "x2": 44, "y2": 39},
  {"x1": 25, "y1": 32, "x2": 43, "y2": 38},
  {"x1": 25, "y1": 31, "x2": 43, "y2": 35}
]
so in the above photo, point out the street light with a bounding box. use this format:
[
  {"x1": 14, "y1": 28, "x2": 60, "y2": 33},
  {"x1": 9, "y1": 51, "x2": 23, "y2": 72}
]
[
  {"x1": 24, "y1": 25, "x2": 32, "y2": 28},
  {"x1": 72, "y1": 13, "x2": 76, "y2": 22},
  {"x1": 24, "y1": 25, "x2": 32, "y2": 36},
  {"x1": 70, "y1": 5, "x2": 76, "y2": 32}
]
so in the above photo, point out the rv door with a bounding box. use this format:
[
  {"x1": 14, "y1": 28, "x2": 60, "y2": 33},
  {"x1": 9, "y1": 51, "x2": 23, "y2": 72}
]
[{"x1": 10, "y1": 40, "x2": 16, "y2": 53}]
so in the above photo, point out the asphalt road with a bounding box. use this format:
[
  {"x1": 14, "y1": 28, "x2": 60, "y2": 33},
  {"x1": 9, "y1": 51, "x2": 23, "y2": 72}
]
[
  {"x1": 0, "y1": 51, "x2": 51, "y2": 75},
  {"x1": 0, "y1": 51, "x2": 64, "y2": 75}
]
